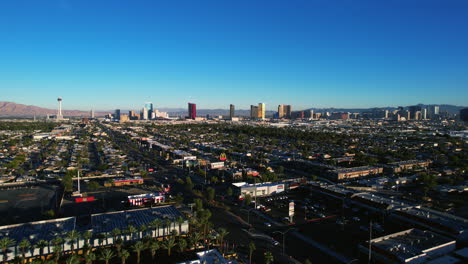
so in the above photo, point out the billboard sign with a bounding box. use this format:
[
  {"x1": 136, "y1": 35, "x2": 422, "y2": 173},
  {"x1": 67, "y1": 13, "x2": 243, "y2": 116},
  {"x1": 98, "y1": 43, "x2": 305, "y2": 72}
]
[
  {"x1": 288, "y1": 201, "x2": 295, "y2": 217},
  {"x1": 210, "y1": 162, "x2": 225, "y2": 169}
]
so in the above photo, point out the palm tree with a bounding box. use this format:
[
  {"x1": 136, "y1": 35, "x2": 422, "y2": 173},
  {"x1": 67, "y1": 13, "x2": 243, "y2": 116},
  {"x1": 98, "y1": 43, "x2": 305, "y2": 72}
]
[
  {"x1": 177, "y1": 237, "x2": 187, "y2": 253},
  {"x1": 18, "y1": 238, "x2": 31, "y2": 263},
  {"x1": 148, "y1": 240, "x2": 159, "y2": 260},
  {"x1": 162, "y1": 236, "x2": 177, "y2": 256},
  {"x1": 264, "y1": 251, "x2": 274, "y2": 264},
  {"x1": 82, "y1": 231, "x2": 93, "y2": 248},
  {"x1": 114, "y1": 237, "x2": 123, "y2": 257},
  {"x1": 35, "y1": 240, "x2": 49, "y2": 259},
  {"x1": 111, "y1": 228, "x2": 121, "y2": 242},
  {"x1": 217, "y1": 228, "x2": 229, "y2": 253},
  {"x1": 53, "y1": 244, "x2": 62, "y2": 264},
  {"x1": 99, "y1": 248, "x2": 115, "y2": 264},
  {"x1": 120, "y1": 249, "x2": 130, "y2": 264},
  {"x1": 66, "y1": 230, "x2": 80, "y2": 253},
  {"x1": 176, "y1": 216, "x2": 185, "y2": 235},
  {"x1": 0, "y1": 237, "x2": 16, "y2": 263},
  {"x1": 149, "y1": 219, "x2": 162, "y2": 238},
  {"x1": 84, "y1": 252, "x2": 96, "y2": 264},
  {"x1": 125, "y1": 225, "x2": 137, "y2": 241},
  {"x1": 189, "y1": 232, "x2": 202, "y2": 250},
  {"x1": 164, "y1": 219, "x2": 172, "y2": 236},
  {"x1": 248, "y1": 241, "x2": 256, "y2": 264},
  {"x1": 138, "y1": 224, "x2": 148, "y2": 239},
  {"x1": 65, "y1": 254, "x2": 80, "y2": 264},
  {"x1": 132, "y1": 241, "x2": 146, "y2": 264}
]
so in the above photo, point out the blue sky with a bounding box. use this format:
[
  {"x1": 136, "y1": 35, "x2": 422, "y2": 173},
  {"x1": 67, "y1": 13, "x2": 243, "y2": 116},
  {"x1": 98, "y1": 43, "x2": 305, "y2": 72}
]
[{"x1": 1, "y1": 0, "x2": 467, "y2": 111}]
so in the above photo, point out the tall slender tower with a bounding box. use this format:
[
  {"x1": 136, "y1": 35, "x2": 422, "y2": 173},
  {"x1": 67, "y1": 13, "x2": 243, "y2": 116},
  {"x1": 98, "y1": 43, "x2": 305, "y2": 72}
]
[{"x1": 57, "y1": 97, "x2": 63, "y2": 120}]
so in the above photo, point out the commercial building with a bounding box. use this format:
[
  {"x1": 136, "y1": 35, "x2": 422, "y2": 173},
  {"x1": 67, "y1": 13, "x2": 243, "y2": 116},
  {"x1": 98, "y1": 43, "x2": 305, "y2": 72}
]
[
  {"x1": 105, "y1": 176, "x2": 144, "y2": 187},
  {"x1": 0, "y1": 206, "x2": 188, "y2": 262},
  {"x1": 232, "y1": 181, "x2": 285, "y2": 199},
  {"x1": 188, "y1": 103, "x2": 197, "y2": 119},
  {"x1": 385, "y1": 160, "x2": 431, "y2": 174},
  {"x1": 359, "y1": 229, "x2": 456, "y2": 264},
  {"x1": 114, "y1": 109, "x2": 121, "y2": 120},
  {"x1": 127, "y1": 192, "x2": 166, "y2": 206},
  {"x1": 178, "y1": 249, "x2": 237, "y2": 264},
  {"x1": 329, "y1": 166, "x2": 383, "y2": 180}
]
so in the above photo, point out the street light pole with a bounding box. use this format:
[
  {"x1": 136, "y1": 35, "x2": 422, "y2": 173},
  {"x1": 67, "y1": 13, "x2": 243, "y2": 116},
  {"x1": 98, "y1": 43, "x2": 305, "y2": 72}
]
[{"x1": 274, "y1": 228, "x2": 295, "y2": 255}]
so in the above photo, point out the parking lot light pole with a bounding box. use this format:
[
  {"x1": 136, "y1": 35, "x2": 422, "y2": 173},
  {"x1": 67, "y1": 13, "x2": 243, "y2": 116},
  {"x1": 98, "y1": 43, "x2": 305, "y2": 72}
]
[{"x1": 273, "y1": 228, "x2": 295, "y2": 255}]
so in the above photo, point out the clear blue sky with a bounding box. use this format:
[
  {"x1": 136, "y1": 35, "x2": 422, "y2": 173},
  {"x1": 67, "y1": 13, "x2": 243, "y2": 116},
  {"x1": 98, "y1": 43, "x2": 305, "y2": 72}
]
[{"x1": 1, "y1": 0, "x2": 467, "y2": 111}]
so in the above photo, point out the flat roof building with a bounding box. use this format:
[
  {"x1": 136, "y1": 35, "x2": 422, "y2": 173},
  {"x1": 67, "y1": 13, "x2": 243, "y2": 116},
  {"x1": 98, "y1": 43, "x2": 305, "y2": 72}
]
[{"x1": 359, "y1": 229, "x2": 456, "y2": 264}]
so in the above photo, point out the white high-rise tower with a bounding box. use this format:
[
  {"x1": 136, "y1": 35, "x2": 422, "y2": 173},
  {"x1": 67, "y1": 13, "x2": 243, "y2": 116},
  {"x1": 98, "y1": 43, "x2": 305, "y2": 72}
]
[{"x1": 57, "y1": 97, "x2": 63, "y2": 120}]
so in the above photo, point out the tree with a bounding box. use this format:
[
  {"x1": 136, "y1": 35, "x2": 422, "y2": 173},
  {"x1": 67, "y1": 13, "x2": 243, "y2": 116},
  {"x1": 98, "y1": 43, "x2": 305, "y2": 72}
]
[
  {"x1": 176, "y1": 237, "x2": 186, "y2": 253},
  {"x1": 65, "y1": 255, "x2": 80, "y2": 264},
  {"x1": 185, "y1": 177, "x2": 194, "y2": 191},
  {"x1": 226, "y1": 187, "x2": 233, "y2": 197},
  {"x1": 84, "y1": 252, "x2": 96, "y2": 264},
  {"x1": 162, "y1": 236, "x2": 177, "y2": 256},
  {"x1": 217, "y1": 228, "x2": 229, "y2": 253},
  {"x1": 114, "y1": 238, "x2": 123, "y2": 257},
  {"x1": 148, "y1": 240, "x2": 159, "y2": 260},
  {"x1": 244, "y1": 194, "x2": 252, "y2": 206},
  {"x1": 120, "y1": 249, "x2": 130, "y2": 264},
  {"x1": 0, "y1": 237, "x2": 16, "y2": 262},
  {"x1": 82, "y1": 230, "x2": 93, "y2": 245},
  {"x1": 206, "y1": 187, "x2": 215, "y2": 201},
  {"x1": 176, "y1": 216, "x2": 185, "y2": 235},
  {"x1": 99, "y1": 248, "x2": 115, "y2": 264},
  {"x1": 87, "y1": 181, "x2": 100, "y2": 191},
  {"x1": 66, "y1": 230, "x2": 80, "y2": 253},
  {"x1": 420, "y1": 173, "x2": 438, "y2": 196},
  {"x1": 150, "y1": 219, "x2": 162, "y2": 237},
  {"x1": 194, "y1": 198, "x2": 203, "y2": 213},
  {"x1": 132, "y1": 241, "x2": 146, "y2": 264},
  {"x1": 53, "y1": 245, "x2": 62, "y2": 264},
  {"x1": 18, "y1": 238, "x2": 31, "y2": 263},
  {"x1": 248, "y1": 241, "x2": 256, "y2": 264},
  {"x1": 125, "y1": 225, "x2": 137, "y2": 241},
  {"x1": 264, "y1": 251, "x2": 274, "y2": 264},
  {"x1": 63, "y1": 170, "x2": 76, "y2": 192},
  {"x1": 35, "y1": 240, "x2": 49, "y2": 258}
]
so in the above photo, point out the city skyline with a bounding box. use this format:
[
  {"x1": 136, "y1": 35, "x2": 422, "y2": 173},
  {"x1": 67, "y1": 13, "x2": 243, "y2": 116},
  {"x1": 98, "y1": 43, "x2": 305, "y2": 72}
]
[{"x1": 1, "y1": 1, "x2": 468, "y2": 110}]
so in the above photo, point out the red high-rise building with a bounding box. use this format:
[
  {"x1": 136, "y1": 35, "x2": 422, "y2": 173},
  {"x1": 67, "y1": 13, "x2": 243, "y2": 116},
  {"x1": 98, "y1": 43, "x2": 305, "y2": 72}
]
[{"x1": 188, "y1": 103, "x2": 196, "y2": 119}]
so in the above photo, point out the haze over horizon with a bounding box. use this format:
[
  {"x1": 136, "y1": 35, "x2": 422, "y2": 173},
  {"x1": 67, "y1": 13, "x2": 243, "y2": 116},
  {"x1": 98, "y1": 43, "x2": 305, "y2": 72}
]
[{"x1": 1, "y1": 0, "x2": 468, "y2": 111}]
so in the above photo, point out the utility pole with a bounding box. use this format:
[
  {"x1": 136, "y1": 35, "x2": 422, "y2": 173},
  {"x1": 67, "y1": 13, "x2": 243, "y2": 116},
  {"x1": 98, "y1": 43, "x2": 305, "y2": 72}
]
[{"x1": 368, "y1": 220, "x2": 372, "y2": 264}]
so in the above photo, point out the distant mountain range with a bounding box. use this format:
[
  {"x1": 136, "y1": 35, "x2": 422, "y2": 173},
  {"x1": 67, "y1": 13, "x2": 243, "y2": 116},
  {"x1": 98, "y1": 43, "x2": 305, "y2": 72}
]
[
  {"x1": 0, "y1": 102, "x2": 110, "y2": 117},
  {"x1": 0, "y1": 102, "x2": 466, "y2": 118}
]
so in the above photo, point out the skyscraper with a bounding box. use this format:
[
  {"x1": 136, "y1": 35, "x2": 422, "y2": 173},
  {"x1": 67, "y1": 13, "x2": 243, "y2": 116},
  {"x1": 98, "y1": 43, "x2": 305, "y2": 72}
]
[
  {"x1": 188, "y1": 103, "x2": 197, "y2": 119},
  {"x1": 460, "y1": 108, "x2": 468, "y2": 122},
  {"x1": 250, "y1": 105, "x2": 258, "y2": 119},
  {"x1": 142, "y1": 107, "x2": 149, "y2": 120},
  {"x1": 115, "y1": 109, "x2": 121, "y2": 120},
  {"x1": 230, "y1": 104, "x2": 235, "y2": 118},
  {"x1": 258, "y1": 103, "x2": 265, "y2": 119},
  {"x1": 278, "y1": 104, "x2": 292, "y2": 119},
  {"x1": 57, "y1": 97, "x2": 63, "y2": 120},
  {"x1": 145, "y1": 102, "x2": 153, "y2": 119}
]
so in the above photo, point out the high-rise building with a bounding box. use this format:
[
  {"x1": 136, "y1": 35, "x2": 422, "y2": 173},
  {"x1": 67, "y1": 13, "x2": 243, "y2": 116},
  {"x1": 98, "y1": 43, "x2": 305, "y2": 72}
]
[
  {"x1": 409, "y1": 105, "x2": 422, "y2": 120},
  {"x1": 90, "y1": 108, "x2": 95, "y2": 119},
  {"x1": 230, "y1": 104, "x2": 235, "y2": 118},
  {"x1": 434, "y1": 105, "x2": 440, "y2": 115},
  {"x1": 57, "y1": 97, "x2": 63, "y2": 120},
  {"x1": 258, "y1": 103, "x2": 265, "y2": 119},
  {"x1": 142, "y1": 107, "x2": 149, "y2": 120},
  {"x1": 278, "y1": 104, "x2": 291, "y2": 119},
  {"x1": 115, "y1": 109, "x2": 121, "y2": 120},
  {"x1": 460, "y1": 108, "x2": 468, "y2": 121},
  {"x1": 188, "y1": 103, "x2": 196, "y2": 119},
  {"x1": 145, "y1": 102, "x2": 153, "y2": 119},
  {"x1": 250, "y1": 105, "x2": 258, "y2": 119},
  {"x1": 422, "y1": 108, "x2": 427, "y2": 120}
]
